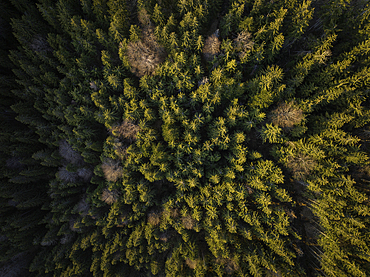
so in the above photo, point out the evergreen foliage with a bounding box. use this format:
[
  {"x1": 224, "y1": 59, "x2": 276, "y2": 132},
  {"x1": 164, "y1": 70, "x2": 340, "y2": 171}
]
[{"x1": 1, "y1": 0, "x2": 370, "y2": 276}]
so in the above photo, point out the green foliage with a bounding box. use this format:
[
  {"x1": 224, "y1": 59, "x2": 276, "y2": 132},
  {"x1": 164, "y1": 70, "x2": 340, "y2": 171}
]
[{"x1": 1, "y1": 0, "x2": 370, "y2": 276}]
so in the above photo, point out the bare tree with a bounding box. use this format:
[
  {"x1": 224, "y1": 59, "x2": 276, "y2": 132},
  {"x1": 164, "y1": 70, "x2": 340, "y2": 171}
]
[
  {"x1": 127, "y1": 41, "x2": 166, "y2": 77},
  {"x1": 101, "y1": 188, "x2": 120, "y2": 205},
  {"x1": 185, "y1": 258, "x2": 198, "y2": 269},
  {"x1": 59, "y1": 140, "x2": 83, "y2": 165},
  {"x1": 234, "y1": 30, "x2": 254, "y2": 59},
  {"x1": 286, "y1": 153, "x2": 317, "y2": 180},
  {"x1": 101, "y1": 159, "x2": 122, "y2": 182},
  {"x1": 58, "y1": 166, "x2": 78, "y2": 183},
  {"x1": 111, "y1": 119, "x2": 140, "y2": 142},
  {"x1": 181, "y1": 215, "x2": 196, "y2": 230},
  {"x1": 30, "y1": 35, "x2": 52, "y2": 52},
  {"x1": 77, "y1": 168, "x2": 93, "y2": 182},
  {"x1": 147, "y1": 209, "x2": 162, "y2": 226},
  {"x1": 127, "y1": 10, "x2": 166, "y2": 77},
  {"x1": 203, "y1": 33, "x2": 221, "y2": 62},
  {"x1": 269, "y1": 102, "x2": 304, "y2": 129}
]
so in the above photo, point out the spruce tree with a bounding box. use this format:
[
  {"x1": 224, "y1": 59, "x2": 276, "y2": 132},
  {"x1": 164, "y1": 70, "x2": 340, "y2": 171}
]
[{"x1": 1, "y1": 0, "x2": 370, "y2": 276}]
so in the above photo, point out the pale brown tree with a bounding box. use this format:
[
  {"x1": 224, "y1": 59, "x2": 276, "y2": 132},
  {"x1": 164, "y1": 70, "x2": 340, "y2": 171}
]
[
  {"x1": 101, "y1": 188, "x2": 120, "y2": 205},
  {"x1": 202, "y1": 33, "x2": 221, "y2": 61},
  {"x1": 127, "y1": 10, "x2": 166, "y2": 77},
  {"x1": 269, "y1": 101, "x2": 304, "y2": 129},
  {"x1": 234, "y1": 30, "x2": 254, "y2": 59},
  {"x1": 286, "y1": 153, "x2": 317, "y2": 180},
  {"x1": 101, "y1": 159, "x2": 122, "y2": 182},
  {"x1": 147, "y1": 209, "x2": 162, "y2": 226}
]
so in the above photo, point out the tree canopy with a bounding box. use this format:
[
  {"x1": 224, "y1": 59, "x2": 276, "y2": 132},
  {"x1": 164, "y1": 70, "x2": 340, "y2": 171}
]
[{"x1": 1, "y1": 0, "x2": 370, "y2": 276}]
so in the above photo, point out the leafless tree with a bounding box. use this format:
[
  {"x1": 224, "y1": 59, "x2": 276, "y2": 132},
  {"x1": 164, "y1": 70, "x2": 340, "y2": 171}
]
[
  {"x1": 269, "y1": 101, "x2": 304, "y2": 129},
  {"x1": 185, "y1": 258, "x2": 198, "y2": 269},
  {"x1": 147, "y1": 209, "x2": 162, "y2": 226},
  {"x1": 101, "y1": 159, "x2": 122, "y2": 182},
  {"x1": 77, "y1": 168, "x2": 93, "y2": 182},
  {"x1": 59, "y1": 140, "x2": 83, "y2": 165},
  {"x1": 110, "y1": 119, "x2": 140, "y2": 142},
  {"x1": 58, "y1": 166, "x2": 78, "y2": 183},
  {"x1": 101, "y1": 188, "x2": 120, "y2": 205},
  {"x1": 30, "y1": 35, "x2": 52, "y2": 52},
  {"x1": 286, "y1": 153, "x2": 317, "y2": 180},
  {"x1": 203, "y1": 33, "x2": 221, "y2": 62},
  {"x1": 181, "y1": 215, "x2": 196, "y2": 230},
  {"x1": 127, "y1": 10, "x2": 166, "y2": 77},
  {"x1": 234, "y1": 30, "x2": 254, "y2": 59}
]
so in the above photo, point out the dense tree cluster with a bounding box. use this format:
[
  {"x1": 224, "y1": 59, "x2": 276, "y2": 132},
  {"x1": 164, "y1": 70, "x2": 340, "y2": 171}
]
[{"x1": 1, "y1": 0, "x2": 370, "y2": 276}]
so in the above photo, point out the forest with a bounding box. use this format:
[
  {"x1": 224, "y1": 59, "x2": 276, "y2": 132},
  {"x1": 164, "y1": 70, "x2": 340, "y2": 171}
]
[{"x1": 0, "y1": 0, "x2": 370, "y2": 276}]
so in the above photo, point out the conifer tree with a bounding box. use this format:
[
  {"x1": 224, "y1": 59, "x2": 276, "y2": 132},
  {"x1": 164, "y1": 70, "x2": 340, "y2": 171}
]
[{"x1": 1, "y1": 0, "x2": 370, "y2": 276}]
